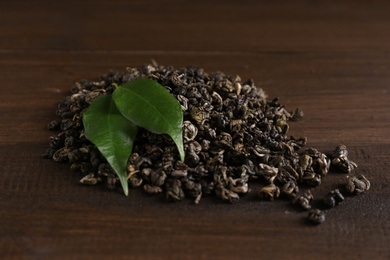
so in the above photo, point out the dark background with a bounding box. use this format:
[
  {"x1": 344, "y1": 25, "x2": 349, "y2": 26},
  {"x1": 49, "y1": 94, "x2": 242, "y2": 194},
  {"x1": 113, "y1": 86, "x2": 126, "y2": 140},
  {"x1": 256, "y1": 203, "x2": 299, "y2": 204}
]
[{"x1": 1, "y1": 1, "x2": 389, "y2": 259}]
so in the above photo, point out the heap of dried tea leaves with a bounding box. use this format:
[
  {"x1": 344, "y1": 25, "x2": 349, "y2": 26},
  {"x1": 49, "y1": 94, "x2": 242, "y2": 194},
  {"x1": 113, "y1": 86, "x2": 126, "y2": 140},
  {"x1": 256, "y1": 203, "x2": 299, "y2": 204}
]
[{"x1": 45, "y1": 62, "x2": 369, "y2": 224}]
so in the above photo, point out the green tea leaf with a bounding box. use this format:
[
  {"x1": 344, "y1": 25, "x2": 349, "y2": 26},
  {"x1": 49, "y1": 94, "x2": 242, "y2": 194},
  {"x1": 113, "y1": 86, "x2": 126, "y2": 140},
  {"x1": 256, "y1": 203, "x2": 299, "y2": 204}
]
[
  {"x1": 113, "y1": 78, "x2": 185, "y2": 161},
  {"x1": 83, "y1": 95, "x2": 138, "y2": 196}
]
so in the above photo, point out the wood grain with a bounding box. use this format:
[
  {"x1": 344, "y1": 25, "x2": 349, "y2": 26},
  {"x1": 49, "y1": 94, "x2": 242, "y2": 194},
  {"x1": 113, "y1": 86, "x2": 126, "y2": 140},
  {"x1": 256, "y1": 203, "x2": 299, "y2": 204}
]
[{"x1": 1, "y1": 1, "x2": 389, "y2": 259}]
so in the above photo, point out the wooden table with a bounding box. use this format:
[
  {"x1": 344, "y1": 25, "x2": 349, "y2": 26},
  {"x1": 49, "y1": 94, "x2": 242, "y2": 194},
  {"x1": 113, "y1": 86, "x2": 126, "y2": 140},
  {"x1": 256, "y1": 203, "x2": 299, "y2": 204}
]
[{"x1": 1, "y1": 1, "x2": 389, "y2": 259}]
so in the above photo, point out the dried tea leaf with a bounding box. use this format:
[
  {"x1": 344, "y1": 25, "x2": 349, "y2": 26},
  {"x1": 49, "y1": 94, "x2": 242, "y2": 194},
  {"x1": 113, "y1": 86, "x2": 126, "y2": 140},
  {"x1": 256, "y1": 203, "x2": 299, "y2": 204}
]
[
  {"x1": 113, "y1": 78, "x2": 185, "y2": 161},
  {"x1": 83, "y1": 95, "x2": 138, "y2": 196}
]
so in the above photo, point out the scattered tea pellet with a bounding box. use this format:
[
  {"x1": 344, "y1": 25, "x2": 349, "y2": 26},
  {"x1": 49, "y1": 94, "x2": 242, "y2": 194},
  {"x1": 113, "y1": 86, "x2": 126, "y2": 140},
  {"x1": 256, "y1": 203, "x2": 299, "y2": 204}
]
[
  {"x1": 293, "y1": 190, "x2": 313, "y2": 210},
  {"x1": 323, "y1": 189, "x2": 345, "y2": 208},
  {"x1": 330, "y1": 145, "x2": 358, "y2": 173},
  {"x1": 345, "y1": 174, "x2": 370, "y2": 194},
  {"x1": 307, "y1": 209, "x2": 326, "y2": 225}
]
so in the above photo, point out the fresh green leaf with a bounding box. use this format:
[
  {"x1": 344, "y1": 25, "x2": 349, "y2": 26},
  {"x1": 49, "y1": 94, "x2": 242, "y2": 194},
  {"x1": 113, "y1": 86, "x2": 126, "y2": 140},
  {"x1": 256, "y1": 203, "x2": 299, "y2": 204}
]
[
  {"x1": 113, "y1": 78, "x2": 185, "y2": 161},
  {"x1": 82, "y1": 95, "x2": 138, "y2": 196}
]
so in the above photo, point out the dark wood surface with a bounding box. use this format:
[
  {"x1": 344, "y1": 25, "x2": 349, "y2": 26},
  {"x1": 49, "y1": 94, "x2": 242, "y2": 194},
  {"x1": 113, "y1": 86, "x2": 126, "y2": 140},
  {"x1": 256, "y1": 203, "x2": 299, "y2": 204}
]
[{"x1": 1, "y1": 1, "x2": 390, "y2": 259}]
